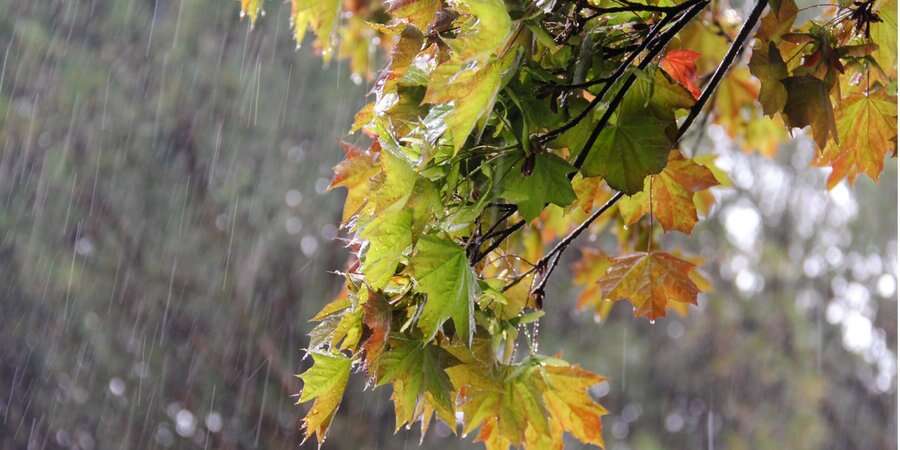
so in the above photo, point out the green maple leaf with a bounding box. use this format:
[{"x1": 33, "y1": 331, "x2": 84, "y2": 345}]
[
  {"x1": 375, "y1": 150, "x2": 418, "y2": 211},
  {"x1": 581, "y1": 113, "x2": 673, "y2": 194},
  {"x1": 501, "y1": 153, "x2": 577, "y2": 221},
  {"x1": 376, "y1": 335, "x2": 456, "y2": 430},
  {"x1": 297, "y1": 352, "x2": 352, "y2": 445},
  {"x1": 362, "y1": 209, "x2": 413, "y2": 290},
  {"x1": 749, "y1": 42, "x2": 788, "y2": 116},
  {"x1": 412, "y1": 235, "x2": 479, "y2": 344}
]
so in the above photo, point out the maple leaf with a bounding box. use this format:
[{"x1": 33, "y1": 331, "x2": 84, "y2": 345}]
[
  {"x1": 447, "y1": 356, "x2": 607, "y2": 450},
  {"x1": 500, "y1": 153, "x2": 577, "y2": 221},
  {"x1": 660, "y1": 50, "x2": 702, "y2": 99},
  {"x1": 445, "y1": 362, "x2": 550, "y2": 449},
  {"x1": 311, "y1": 289, "x2": 351, "y2": 322},
  {"x1": 328, "y1": 143, "x2": 380, "y2": 223},
  {"x1": 814, "y1": 91, "x2": 898, "y2": 188},
  {"x1": 361, "y1": 209, "x2": 413, "y2": 290},
  {"x1": 386, "y1": 0, "x2": 443, "y2": 31},
  {"x1": 749, "y1": 42, "x2": 789, "y2": 116},
  {"x1": 297, "y1": 352, "x2": 352, "y2": 445},
  {"x1": 621, "y1": 67, "x2": 696, "y2": 122},
  {"x1": 617, "y1": 151, "x2": 720, "y2": 234},
  {"x1": 375, "y1": 24, "x2": 426, "y2": 95},
  {"x1": 444, "y1": 0, "x2": 513, "y2": 62},
  {"x1": 676, "y1": 20, "x2": 729, "y2": 73},
  {"x1": 361, "y1": 292, "x2": 392, "y2": 374},
  {"x1": 582, "y1": 112, "x2": 673, "y2": 194},
  {"x1": 535, "y1": 363, "x2": 608, "y2": 448},
  {"x1": 781, "y1": 76, "x2": 838, "y2": 149},
  {"x1": 290, "y1": 0, "x2": 341, "y2": 60},
  {"x1": 412, "y1": 235, "x2": 480, "y2": 344},
  {"x1": 376, "y1": 335, "x2": 456, "y2": 430},
  {"x1": 870, "y1": 0, "x2": 897, "y2": 76},
  {"x1": 331, "y1": 306, "x2": 364, "y2": 351},
  {"x1": 420, "y1": 0, "x2": 515, "y2": 153},
  {"x1": 572, "y1": 175, "x2": 614, "y2": 215},
  {"x1": 424, "y1": 60, "x2": 504, "y2": 153},
  {"x1": 598, "y1": 251, "x2": 702, "y2": 320},
  {"x1": 757, "y1": 0, "x2": 798, "y2": 42}
]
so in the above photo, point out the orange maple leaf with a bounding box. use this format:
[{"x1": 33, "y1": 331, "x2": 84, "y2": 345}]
[
  {"x1": 660, "y1": 49, "x2": 702, "y2": 99},
  {"x1": 598, "y1": 251, "x2": 702, "y2": 320}
]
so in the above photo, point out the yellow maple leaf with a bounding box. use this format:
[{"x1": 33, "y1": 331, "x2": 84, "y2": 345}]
[
  {"x1": 297, "y1": 352, "x2": 352, "y2": 445},
  {"x1": 814, "y1": 91, "x2": 898, "y2": 188},
  {"x1": 290, "y1": 0, "x2": 341, "y2": 60},
  {"x1": 240, "y1": 0, "x2": 263, "y2": 26}
]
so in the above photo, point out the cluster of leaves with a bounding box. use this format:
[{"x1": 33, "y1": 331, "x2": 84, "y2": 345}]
[{"x1": 239, "y1": 0, "x2": 895, "y2": 448}]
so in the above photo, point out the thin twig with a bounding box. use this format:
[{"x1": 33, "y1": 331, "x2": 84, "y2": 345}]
[
  {"x1": 572, "y1": 0, "x2": 710, "y2": 171},
  {"x1": 477, "y1": 0, "x2": 768, "y2": 306},
  {"x1": 534, "y1": 8, "x2": 679, "y2": 145},
  {"x1": 506, "y1": 192, "x2": 625, "y2": 293},
  {"x1": 524, "y1": 0, "x2": 762, "y2": 301},
  {"x1": 677, "y1": 0, "x2": 768, "y2": 138}
]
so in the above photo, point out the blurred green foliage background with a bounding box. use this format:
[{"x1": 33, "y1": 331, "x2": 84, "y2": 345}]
[{"x1": 0, "y1": 1, "x2": 895, "y2": 450}]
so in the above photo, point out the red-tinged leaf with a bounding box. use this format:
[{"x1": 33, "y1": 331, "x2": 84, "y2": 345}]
[
  {"x1": 660, "y1": 49, "x2": 701, "y2": 99},
  {"x1": 361, "y1": 292, "x2": 392, "y2": 375},
  {"x1": 598, "y1": 251, "x2": 702, "y2": 320},
  {"x1": 378, "y1": 25, "x2": 426, "y2": 92},
  {"x1": 537, "y1": 364, "x2": 608, "y2": 448},
  {"x1": 328, "y1": 142, "x2": 380, "y2": 223},
  {"x1": 617, "y1": 151, "x2": 720, "y2": 234}
]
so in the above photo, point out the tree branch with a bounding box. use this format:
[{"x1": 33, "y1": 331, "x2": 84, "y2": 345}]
[
  {"x1": 581, "y1": 0, "x2": 702, "y2": 14},
  {"x1": 572, "y1": 0, "x2": 709, "y2": 171},
  {"x1": 504, "y1": 191, "x2": 625, "y2": 296},
  {"x1": 534, "y1": 11, "x2": 675, "y2": 145},
  {"x1": 475, "y1": 0, "x2": 767, "y2": 307},
  {"x1": 677, "y1": 0, "x2": 768, "y2": 138}
]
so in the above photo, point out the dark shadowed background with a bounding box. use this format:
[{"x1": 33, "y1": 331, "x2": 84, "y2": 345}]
[{"x1": 0, "y1": 1, "x2": 896, "y2": 450}]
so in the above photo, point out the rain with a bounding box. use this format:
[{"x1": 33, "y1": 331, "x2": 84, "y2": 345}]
[{"x1": 0, "y1": 1, "x2": 896, "y2": 450}]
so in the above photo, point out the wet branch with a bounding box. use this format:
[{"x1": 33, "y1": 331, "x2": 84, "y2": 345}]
[
  {"x1": 503, "y1": 192, "x2": 625, "y2": 296},
  {"x1": 472, "y1": 0, "x2": 767, "y2": 307},
  {"x1": 572, "y1": 0, "x2": 709, "y2": 170},
  {"x1": 677, "y1": 0, "x2": 768, "y2": 138}
]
